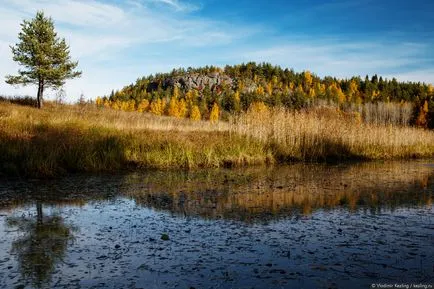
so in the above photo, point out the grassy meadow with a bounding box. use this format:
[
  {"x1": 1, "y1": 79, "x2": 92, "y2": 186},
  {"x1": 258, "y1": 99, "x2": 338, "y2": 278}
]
[{"x1": 0, "y1": 100, "x2": 434, "y2": 177}]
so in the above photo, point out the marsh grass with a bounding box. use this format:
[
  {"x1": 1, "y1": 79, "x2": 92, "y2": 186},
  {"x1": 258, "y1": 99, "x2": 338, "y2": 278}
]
[
  {"x1": 231, "y1": 105, "x2": 434, "y2": 161},
  {"x1": 0, "y1": 102, "x2": 269, "y2": 177},
  {"x1": 0, "y1": 101, "x2": 433, "y2": 177}
]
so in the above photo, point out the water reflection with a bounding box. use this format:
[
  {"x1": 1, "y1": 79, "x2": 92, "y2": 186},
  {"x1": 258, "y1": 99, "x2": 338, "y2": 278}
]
[
  {"x1": 0, "y1": 161, "x2": 433, "y2": 289},
  {"x1": 6, "y1": 202, "x2": 74, "y2": 288},
  {"x1": 0, "y1": 162, "x2": 433, "y2": 220},
  {"x1": 123, "y1": 162, "x2": 434, "y2": 220}
]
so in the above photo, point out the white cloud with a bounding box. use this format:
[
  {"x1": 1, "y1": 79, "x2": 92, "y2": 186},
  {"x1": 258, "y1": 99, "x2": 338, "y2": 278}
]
[
  {"x1": 3, "y1": 0, "x2": 127, "y2": 28},
  {"x1": 237, "y1": 40, "x2": 432, "y2": 82},
  {"x1": 151, "y1": 0, "x2": 200, "y2": 12},
  {"x1": 0, "y1": 0, "x2": 432, "y2": 103},
  {"x1": 0, "y1": 0, "x2": 248, "y2": 102}
]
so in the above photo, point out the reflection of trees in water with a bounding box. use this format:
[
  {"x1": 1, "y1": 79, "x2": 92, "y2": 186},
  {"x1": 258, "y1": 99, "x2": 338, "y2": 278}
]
[
  {"x1": 7, "y1": 202, "x2": 74, "y2": 288},
  {"x1": 124, "y1": 162, "x2": 434, "y2": 220}
]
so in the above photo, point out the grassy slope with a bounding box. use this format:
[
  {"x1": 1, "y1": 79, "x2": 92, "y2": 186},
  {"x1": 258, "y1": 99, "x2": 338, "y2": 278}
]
[{"x1": 0, "y1": 102, "x2": 433, "y2": 177}]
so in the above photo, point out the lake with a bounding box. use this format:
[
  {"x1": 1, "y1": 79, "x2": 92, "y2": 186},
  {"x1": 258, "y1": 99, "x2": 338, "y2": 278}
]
[{"x1": 0, "y1": 161, "x2": 433, "y2": 289}]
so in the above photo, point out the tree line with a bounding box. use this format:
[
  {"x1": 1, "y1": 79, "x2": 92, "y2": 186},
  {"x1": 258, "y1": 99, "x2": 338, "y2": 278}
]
[{"x1": 101, "y1": 63, "x2": 434, "y2": 127}]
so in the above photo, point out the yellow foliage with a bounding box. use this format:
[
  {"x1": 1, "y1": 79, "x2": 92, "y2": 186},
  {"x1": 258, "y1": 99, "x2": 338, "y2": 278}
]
[
  {"x1": 315, "y1": 83, "x2": 326, "y2": 96},
  {"x1": 103, "y1": 99, "x2": 111, "y2": 108},
  {"x1": 303, "y1": 70, "x2": 313, "y2": 87},
  {"x1": 423, "y1": 100, "x2": 429, "y2": 113},
  {"x1": 168, "y1": 97, "x2": 188, "y2": 118},
  {"x1": 308, "y1": 88, "x2": 315, "y2": 98},
  {"x1": 137, "y1": 99, "x2": 150, "y2": 112},
  {"x1": 150, "y1": 99, "x2": 165, "y2": 116},
  {"x1": 328, "y1": 83, "x2": 346, "y2": 104},
  {"x1": 209, "y1": 103, "x2": 220, "y2": 123},
  {"x1": 186, "y1": 90, "x2": 194, "y2": 101},
  {"x1": 190, "y1": 105, "x2": 201, "y2": 121},
  {"x1": 128, "y1": 100, "x2": 136, "y2": 111},
  {"x1": 237, "y1": 80, "x2": 245, "y2": 91},
  {"x1": 178, "y1": 99, "x2": 187, "y2": 118},
  {"x1": 111, "y1": 100, "x2": 122, "y2": 110},
  {"x1": 96, "y1": 97, "x2": 103, "y2": 107},
  {"x1": 234, "y1": 90, "x2": 240, "y2": 103},
  {"x1": 416, "y1": 101, "x2": 429, "y2": 128},
  {"x1": 371, "y1": 90, "x2": 380, "y2": 101},
  {"x1": 249, "y1": 101, "x2": 269, "y2": 114},
  {"x1": 168, "y1": 97, "x2": 179, "y2": 117},
  {"x1": 296, "y1": 84, "x2": 305, "y2": 96},
  {"x1": 347, "y1": 80, "x2": 359, "y2": 102},
  {"x1": 256, "y1": 85, "x2": 265, "y2": 96},
  {"x1": 120, "y1": 101, "x2": 128, "y2": 111},
  {"x1": 266, "y1": 82, "x2": 273, "y2": 95}
]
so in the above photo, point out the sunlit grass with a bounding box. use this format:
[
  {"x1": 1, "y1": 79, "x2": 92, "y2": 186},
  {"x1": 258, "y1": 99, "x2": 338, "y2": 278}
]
[
  {"x1": 0, "y1": 102, "x2": 269, "y2": 177},
  {"x1": 231, "y1": 105, "x2": 434, "y2": 161},
  {"x1": 0, "y1": 101, "x2": 433, "y2": 177}
]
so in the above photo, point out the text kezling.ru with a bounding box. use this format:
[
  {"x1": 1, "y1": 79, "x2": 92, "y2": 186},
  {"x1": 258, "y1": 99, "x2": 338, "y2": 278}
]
[{"x1": 371, "y1": 284, "x2": 433, "y2": 289}]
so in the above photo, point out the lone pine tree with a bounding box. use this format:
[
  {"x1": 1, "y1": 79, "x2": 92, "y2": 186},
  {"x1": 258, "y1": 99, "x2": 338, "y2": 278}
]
[{"x1": 5, "y1": 11, "x2": 81, "y2": 108}]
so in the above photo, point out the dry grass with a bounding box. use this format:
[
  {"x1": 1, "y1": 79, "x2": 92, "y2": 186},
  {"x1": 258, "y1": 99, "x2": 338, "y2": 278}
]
[
  {"x1": 0, "y1": 101, "x2": 433, "y2": 177},
  {"x1": 231, "y1": 105, "x2": 434, "y2": 161},
  {"x1": 0, "y1": 102, "x2": 268, "y2": 177}
]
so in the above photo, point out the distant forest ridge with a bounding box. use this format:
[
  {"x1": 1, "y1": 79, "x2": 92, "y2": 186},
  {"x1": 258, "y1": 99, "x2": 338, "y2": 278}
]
[{"x1": 101, "y1": 62, "x2": 434, "y2": 127}]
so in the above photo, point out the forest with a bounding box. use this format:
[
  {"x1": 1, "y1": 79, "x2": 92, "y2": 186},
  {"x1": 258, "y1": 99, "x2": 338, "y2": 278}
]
[{"x1": 100, "y1": 62, "x2": 434, "y2": 128}]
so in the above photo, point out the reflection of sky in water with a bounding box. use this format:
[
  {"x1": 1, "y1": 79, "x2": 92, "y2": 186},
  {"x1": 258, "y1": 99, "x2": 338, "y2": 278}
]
[{"x1": 0, "y1": 161, "x2": 433, "y2": 288}]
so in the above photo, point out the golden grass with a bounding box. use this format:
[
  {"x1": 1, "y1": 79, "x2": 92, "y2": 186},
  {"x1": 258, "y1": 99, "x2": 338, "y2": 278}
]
[
  {"x1": 231, "y1": 105, "x2": 434, "y2": 161},
  {"x1": 0, "y1": 101, "x2": 433, "y2": 177},
  {"x1": 0, "y1": 102, "x2": 269, "y2": 177}
]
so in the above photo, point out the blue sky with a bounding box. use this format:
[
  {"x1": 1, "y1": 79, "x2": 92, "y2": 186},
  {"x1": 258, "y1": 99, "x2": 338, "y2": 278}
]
[{"x1": 1, "y1": 0, "x2": 433, "y2": 102}]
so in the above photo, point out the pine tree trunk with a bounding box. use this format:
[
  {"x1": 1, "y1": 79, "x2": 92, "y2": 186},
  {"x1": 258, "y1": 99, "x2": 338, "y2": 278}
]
[
  {"x1": 36, "y1": 202, "x2": 43, "y2": 224},
  {"x1": 37, "y1": 80, "x2": 44, "y2": 109}
]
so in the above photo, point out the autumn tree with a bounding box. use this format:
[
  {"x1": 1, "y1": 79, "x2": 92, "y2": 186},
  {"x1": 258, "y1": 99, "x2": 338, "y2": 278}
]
[
  {"x1": 5, "y1": 11, "x2": 81, "y2": 108},
  {"x1": 209, "y1": 103, "x2": 220, "y2": 123},
  {"x1": 416, "y1": 100, "x2": 429, "y2": 128},
  {"x1": 190, "y1": 105, "x2": 201, "y2": 121}
]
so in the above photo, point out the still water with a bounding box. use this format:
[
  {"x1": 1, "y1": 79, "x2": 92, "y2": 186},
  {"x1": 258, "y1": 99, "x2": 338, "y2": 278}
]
[{"x1": 0, "y1": 162, "x2": 433, "y2": 289}]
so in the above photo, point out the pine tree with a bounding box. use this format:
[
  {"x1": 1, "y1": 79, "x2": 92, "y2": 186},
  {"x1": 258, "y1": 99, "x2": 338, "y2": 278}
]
[{"x1": 5, "y1": 11, "x2": 81, "y2": 108}]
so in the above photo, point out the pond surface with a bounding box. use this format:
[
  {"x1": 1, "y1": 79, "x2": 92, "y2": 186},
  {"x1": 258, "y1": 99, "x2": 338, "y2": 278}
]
[{"x1": 0, "y1": 161, "x2": 433, "y2": 289}]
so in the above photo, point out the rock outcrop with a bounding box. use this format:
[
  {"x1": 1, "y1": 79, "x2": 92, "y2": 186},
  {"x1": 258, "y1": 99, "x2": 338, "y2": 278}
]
[{"x1": 162, "y1": 72, "x2": 234, "y2": 92}]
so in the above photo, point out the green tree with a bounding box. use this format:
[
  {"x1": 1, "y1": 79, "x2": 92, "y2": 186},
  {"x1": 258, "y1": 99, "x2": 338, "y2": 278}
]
[{"x1": 5, "y1": 11, "x2": 81, "y2": 108}]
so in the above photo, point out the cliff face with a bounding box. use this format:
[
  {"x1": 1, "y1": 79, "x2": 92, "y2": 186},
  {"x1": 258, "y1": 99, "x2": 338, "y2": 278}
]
[
  {"x1": 162, "y1": 72, "x2": 233, "y2": 91},
  {"x1": 159, "y1": 72, "x2": 258, "y2": 93}
]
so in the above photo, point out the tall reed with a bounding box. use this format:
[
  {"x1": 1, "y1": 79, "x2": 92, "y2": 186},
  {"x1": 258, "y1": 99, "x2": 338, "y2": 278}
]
[{"x1": 231, "y1": 104, "x2": 434, "y2": 161}]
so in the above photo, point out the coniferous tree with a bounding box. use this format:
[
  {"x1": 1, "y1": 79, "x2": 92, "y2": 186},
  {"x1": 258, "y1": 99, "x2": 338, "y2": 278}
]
[{"x1": 5, "y1": 11, "x2": 81, "y2": 108}]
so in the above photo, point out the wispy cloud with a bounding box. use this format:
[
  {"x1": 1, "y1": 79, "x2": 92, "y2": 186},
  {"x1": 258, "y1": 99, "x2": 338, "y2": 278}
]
[
  {"x1": 0, "y1": 0, "x2": 432, "y2": 102},
  {"x1": 0, "y1": 0, "x2": 251, "y2": 100},
  {"x1": 149, "y1": 0, "x2": 200, "y2": 12},
  {"x1": 235, "y1": 40, "x2": 432, "y2": 81}
]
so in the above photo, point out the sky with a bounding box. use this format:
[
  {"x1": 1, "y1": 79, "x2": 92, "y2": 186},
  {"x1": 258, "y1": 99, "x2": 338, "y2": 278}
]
[{"x1": 0, "y1": 0, "x2": 433, "y2": 102}]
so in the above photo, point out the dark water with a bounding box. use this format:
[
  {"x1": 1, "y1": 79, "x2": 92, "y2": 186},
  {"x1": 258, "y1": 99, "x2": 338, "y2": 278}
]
[{"x1": 0, "y1": 162, "x2": 433, "y2": 289}]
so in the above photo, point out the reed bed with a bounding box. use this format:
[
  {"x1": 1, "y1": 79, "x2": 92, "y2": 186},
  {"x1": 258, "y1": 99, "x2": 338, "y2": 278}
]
[
  {"x1": 0, "y1": 101, "x2": 433, "y2": 177},
  {"x1": 231, "y1": 105, "x2": 434, "y2": 161}
]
